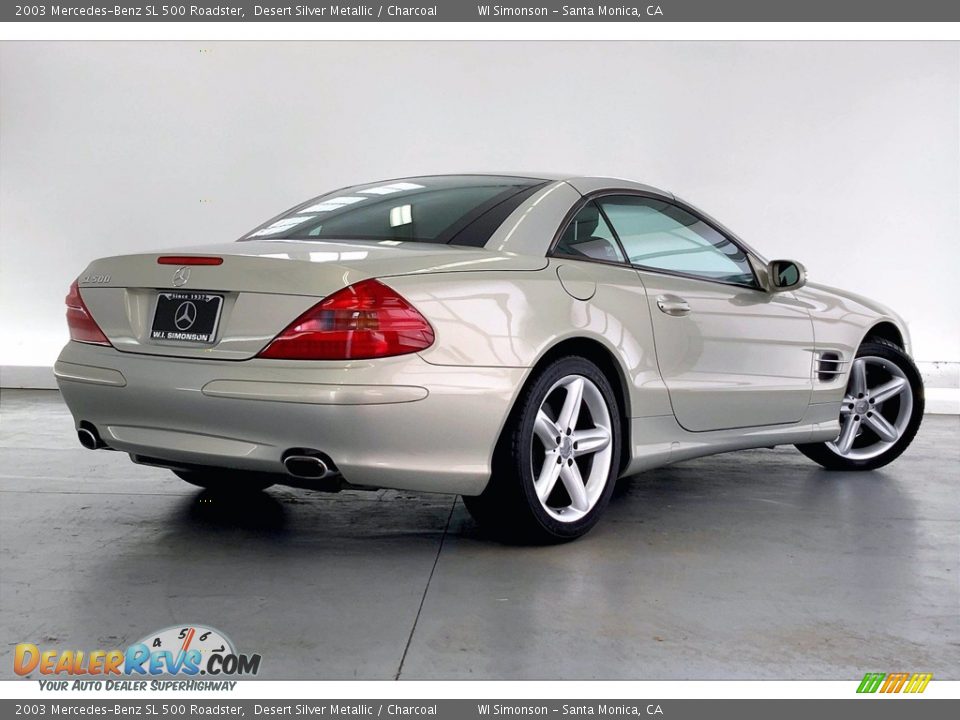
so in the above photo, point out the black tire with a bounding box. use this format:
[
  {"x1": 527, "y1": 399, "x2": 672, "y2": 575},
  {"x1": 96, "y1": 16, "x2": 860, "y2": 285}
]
[
  {"x1": 463, "y1": 356, "x2": 622, "y2": 543},
  {"x1": 796, "y1": 338, "x2": 924, "y2": 471},
  {"x1": 174, "y1": 469, "x2": 274, "y2": 492}
]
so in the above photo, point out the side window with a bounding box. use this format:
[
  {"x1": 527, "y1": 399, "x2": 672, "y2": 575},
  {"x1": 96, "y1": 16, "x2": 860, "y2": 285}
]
[
  {"x1": 597, "y1": 196, "x2": 756, "y2": 286},
  {"x1": 554, "y1": 202, "x2": 626, "y2": 264}
]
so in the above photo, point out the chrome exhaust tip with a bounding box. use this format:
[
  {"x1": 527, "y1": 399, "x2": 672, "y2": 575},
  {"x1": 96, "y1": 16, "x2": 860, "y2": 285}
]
[
  {"x1": 283, "y1": 455, "x2": 329, "y2": 480},
  {"x1": 77, "y1": 427, "x2": 101, "y2": 450}
]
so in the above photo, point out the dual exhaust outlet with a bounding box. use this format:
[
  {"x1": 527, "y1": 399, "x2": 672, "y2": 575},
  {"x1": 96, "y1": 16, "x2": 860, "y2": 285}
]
[
  {"x1": 282, "y1": 453, "x2": 332, "y2": 480},
  {"x1": 281, "y1": 451, "x2": 343, "y2": 492},
  {"x1": 77, "y1": 425, "x2": 105, "y2": 450},
  {"x1": 78, "y1": 423, "x2": 335, "y2": 483}
]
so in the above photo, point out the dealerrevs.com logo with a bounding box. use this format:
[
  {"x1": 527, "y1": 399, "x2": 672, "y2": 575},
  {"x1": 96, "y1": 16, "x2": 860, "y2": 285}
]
[
  {"x1": 14, "y1": 624, "x2": 261, "y2": 678},
  {"x1": 857, "y1": 672, "x2": 932, "y2": 694}
]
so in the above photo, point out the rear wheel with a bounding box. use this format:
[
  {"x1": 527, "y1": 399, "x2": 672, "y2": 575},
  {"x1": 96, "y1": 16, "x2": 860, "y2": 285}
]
[
  {"x1": 796, "y1": 338, "x2": 923, "y2": 470},
  {"x1": 463, "y1": 356, "x2": 621, "y2": 542},
  {"x1": 174, "y1": 469, "x2": 274, "y2": 492}
]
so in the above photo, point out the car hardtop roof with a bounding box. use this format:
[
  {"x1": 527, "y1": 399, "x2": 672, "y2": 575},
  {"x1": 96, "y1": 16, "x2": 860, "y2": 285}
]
[{"x1": 367, "y1": 172, "x2": 673, "y2": 198}]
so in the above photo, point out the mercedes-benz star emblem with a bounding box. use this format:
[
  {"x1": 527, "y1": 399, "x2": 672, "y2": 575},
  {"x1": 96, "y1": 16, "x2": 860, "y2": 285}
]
[
  {"x1": 174, "y1": 301, "x2": 198, "y2": 331},
  {"x1": 172, "y1": 266, "x2": 191, "y2": 287}
]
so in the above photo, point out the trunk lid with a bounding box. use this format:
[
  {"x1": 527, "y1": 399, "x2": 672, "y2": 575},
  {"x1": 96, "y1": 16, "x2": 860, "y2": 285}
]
[{"x1": 76, "y1": 240, "x2": 546, "y2": 360}]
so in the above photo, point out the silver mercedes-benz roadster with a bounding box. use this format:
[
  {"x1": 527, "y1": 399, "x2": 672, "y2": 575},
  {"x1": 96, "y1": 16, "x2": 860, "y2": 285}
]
[{"x1": 57, "y1": 174, "x2": 924, "y2": 540}]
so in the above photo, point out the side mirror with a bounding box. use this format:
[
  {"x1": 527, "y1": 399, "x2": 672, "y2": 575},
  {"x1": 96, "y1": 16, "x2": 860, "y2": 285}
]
[{"x1": 767, "y1": 259, "x2": 806, "y2": 292}]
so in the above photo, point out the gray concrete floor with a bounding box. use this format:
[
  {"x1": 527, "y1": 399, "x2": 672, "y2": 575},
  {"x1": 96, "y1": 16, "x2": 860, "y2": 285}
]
[{"x1": 1, "y1": 389, "x2": 958, "y2": 680}]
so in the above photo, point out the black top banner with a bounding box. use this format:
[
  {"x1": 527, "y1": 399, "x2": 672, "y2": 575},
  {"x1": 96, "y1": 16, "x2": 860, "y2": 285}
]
[{"x1": 6, "y1": 0, "x2": 960, "y2": 22}]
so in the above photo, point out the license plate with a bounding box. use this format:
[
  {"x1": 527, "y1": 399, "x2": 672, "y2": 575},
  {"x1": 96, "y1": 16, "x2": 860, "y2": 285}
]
[{"x1": 150, "y1": 292, "x2": 223, "y2": 343}]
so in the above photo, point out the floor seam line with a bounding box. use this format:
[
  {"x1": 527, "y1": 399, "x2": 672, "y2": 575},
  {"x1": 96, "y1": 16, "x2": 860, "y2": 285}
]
[
  {"x1": 0, "y1": 489, "x2": 194, "y2": 496},
  {"x1": 394, "y1": 496, "x2": 456, "y2": 681}
]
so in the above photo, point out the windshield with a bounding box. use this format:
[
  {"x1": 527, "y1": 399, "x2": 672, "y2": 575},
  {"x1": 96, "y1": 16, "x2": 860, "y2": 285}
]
[{"x1": 241, "y1": 175, "x2": 546, "y2": 246}]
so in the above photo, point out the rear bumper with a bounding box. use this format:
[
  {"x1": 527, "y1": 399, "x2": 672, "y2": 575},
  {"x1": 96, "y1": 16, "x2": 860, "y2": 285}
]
[{"x1": 55, "y1": 342, "x2": 526, "y2": 495}]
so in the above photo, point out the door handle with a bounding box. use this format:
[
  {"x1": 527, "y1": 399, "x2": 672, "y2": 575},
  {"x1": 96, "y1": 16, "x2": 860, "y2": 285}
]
[{"x1": 656, "y1": 295, "x2": 691, "y2": 317}]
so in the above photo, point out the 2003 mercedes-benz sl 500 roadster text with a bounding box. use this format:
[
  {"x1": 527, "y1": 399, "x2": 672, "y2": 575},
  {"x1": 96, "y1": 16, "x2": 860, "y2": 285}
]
[{"x1": 57, "y1": 174, "x2": 924, "y2": 540}]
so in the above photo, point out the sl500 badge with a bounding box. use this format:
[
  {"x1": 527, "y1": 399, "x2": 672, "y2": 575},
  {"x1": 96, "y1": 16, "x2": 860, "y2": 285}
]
[{"x1": 81, "y1": 274, "x2": 110, "y2": 284}]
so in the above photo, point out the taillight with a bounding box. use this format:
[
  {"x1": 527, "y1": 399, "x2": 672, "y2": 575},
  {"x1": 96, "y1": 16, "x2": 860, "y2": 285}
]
[
  {"x1": 65, "y1": 279, "x2": 111, "y2": 346},
  {"x1": 258, "y1": 279, "x2": 434, "y2": 360}
]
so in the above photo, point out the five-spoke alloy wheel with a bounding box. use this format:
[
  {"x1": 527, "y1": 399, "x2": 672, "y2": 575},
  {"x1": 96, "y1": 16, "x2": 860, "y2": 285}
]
[
  {"x1": 797, "y1": 338, "x2": 924, "y2": 471},
  {"x1": 463, "y1": 356, "x2": 621, "y2": 542},
  {"x1": 531, "y1": 375, "x2": 614, "y2": 523}
]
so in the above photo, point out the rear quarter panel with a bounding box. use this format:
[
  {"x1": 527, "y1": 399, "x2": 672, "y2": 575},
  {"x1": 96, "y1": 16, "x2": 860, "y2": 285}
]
[{"x1": 387, "y1": 261, "x2": 672, "y2": 420}]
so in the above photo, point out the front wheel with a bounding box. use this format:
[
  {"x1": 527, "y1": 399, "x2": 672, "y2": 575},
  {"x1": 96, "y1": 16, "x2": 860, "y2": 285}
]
[
  {"x1": 174, "y1": 469, "x2": 274, "y2": 492},
  {"x1": 796, "y1": 338, "x2": 924, "y2": 470},
  {"x1": 463, "y1": 356, "x2": 621, "y2": 542}
]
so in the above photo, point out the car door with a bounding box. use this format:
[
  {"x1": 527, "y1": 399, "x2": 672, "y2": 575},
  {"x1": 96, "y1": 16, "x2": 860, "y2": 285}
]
[{"x1": 596, "y1": 194, "x2": 814, "y2": 432}]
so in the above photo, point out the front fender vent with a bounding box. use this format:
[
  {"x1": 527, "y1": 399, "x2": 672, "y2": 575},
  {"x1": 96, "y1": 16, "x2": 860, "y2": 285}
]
[{"x1": 814, "y1": 352, "x2": 846, "y2": 382}]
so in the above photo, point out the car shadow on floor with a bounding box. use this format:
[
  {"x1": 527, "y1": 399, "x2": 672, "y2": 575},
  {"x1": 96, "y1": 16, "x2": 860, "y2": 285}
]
[
  {"x1": 467, "y1": 449, "x2": 919, "y2": 548},
  {"x1": 168, "y1": 447, "x2": 915, "y2": 548},
  {"x1": 165, "y1": 484, "x2": 456, "y2": 549},
  {"x1": 181, "y1": 488, "x2": 290, "y2": 534}
]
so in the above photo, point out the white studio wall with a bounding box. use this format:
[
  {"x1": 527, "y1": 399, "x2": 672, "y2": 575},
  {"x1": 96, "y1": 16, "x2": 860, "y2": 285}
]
[{"x1": 1, "y1": 41, "x2": 958, "y2": 393}]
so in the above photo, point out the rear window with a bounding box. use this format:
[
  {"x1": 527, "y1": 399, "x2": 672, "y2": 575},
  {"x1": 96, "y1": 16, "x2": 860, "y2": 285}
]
[{"x1": 242, "y1": 175, "x2": 546, "y2": 246}]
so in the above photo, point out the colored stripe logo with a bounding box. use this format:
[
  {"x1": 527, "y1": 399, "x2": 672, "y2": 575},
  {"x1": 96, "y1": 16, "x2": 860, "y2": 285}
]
[{"x1": 857, "y1": 672, "x2": 932, "y2": 694}]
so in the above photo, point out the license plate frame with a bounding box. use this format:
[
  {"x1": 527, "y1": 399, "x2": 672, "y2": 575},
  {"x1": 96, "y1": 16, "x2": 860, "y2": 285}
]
[{"x1": 150, "y1": 291, "x2": 224, "y2": 344}]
